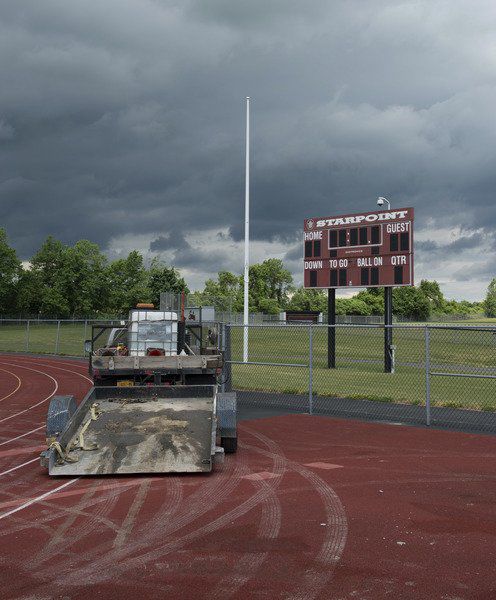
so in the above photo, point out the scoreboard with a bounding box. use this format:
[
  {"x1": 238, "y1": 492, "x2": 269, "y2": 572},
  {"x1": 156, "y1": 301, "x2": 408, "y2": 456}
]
[{"x1": 303, "y1": 207, "x2": 414, "y2": 289}]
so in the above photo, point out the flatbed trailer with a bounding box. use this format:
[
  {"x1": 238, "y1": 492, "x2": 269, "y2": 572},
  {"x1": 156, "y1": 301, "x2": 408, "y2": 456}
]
[
  {"x1": 41, "y1": 384, "x2": 236, "y2": 475},
  {"x1": 41, "y1": 311, "x2": 236, "y2": 476}
]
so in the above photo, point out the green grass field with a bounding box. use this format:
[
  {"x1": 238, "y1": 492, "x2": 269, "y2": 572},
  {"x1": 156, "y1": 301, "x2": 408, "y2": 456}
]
[
  {"x1": 0, "y1": 321, "x2": 494, "y2": 411},
  {"x1": 0, "y1": 322, "x2": 91, "y2": 356}
]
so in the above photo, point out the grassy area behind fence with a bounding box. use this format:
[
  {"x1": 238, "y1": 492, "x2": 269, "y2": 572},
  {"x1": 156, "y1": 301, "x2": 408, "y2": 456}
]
[
  {"x1": 230, "y1": 325, "x2": 496, "y2": 411},
  {"x1": 0, "y1": 322, "x2": 102, "y2": 356}
]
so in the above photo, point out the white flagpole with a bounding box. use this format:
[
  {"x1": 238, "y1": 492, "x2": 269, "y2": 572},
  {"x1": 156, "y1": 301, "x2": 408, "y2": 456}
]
[{"x1": 243, "y1": 97, "x2": 250, "y2": 363}]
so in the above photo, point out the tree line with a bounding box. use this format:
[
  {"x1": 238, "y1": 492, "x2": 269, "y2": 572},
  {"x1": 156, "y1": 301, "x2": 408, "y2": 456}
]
[
  {"x1": 0, "y1": 230, "x2": 186, "y2": 317},
  {"x1": 0, "y1": 229, "x2": 494, "y2": 319},
  {"x1": 191, "y1": 263, "x2": 492, "y2": 320}
]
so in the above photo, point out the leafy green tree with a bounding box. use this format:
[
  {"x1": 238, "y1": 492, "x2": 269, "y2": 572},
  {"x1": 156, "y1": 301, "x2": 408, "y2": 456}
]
[
  {"x1": 30, "y1": 236, "x2": 71, "y2": 317},
  {"x1": 484, "y1": 278, "x2": 496, "y2": 317},
  {"x1": 28, "y1": 237, "x2": 108, "y2": 317},
  {"x1": 0, "y1": 229, "x2": 21, "y2": 314},
  {"x1": 249, "y1": 259, "x2": 293, "y2": 312},
  {"x1": 335, "y1": 298, "x2": 372, "y2": 316},
  {"x1": 257, "y1": 297, "x2": 281, "y2": 314},
  {"x1": 419, "y1": 280, "x2": 445, "y2": 312},
  {"x1": 287, "y1": 288, "x2": 327, "y2": 312},
  {"x1": 16, "y1": 269, "x2": 43, "y2": 315},
  {"x1": 355, "y1": 289, "x2": 384, "y2": 314},
  {"x1": 197, "y1": 271, "x2": 243, "y2": 312},
  {"x1": 148, "y1": 258, "x2": 188, "y2": 307},
  {"x1": 106, "y1": 251, "x2": 150, "y2": 314},
  {"x1": 393, "y1": 286, "x2": 431, "y2": 320},
  {"x1": 64, "y1": 240, "x2": 108, "y2": 316}
]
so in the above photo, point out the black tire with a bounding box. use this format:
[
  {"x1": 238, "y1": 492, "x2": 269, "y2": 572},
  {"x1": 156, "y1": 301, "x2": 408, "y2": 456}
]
[{"x1": 221, "y1": 436, "x2": 237, "y2": 454}]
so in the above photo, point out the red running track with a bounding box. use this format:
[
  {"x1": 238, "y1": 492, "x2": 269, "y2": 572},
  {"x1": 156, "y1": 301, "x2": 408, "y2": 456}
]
[{"x1": 0, "y1": 354, "x2": 495, "y2": 599}]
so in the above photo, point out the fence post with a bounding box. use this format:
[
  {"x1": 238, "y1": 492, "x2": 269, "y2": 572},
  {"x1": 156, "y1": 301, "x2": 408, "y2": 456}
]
[
  {"x1": 55, "y1": 320, "x2": 61, "y2": 354},
  {"x1": 220, "y1": 323, "x2": 225, "y2": 393},
  {"x1": 26, "y1": 320, "x2": 30, "y2": 352},
  {"x1": 224, "y1": 324, "x2": 232, "y2": 392},
  {"x1": 309, "y1": 324, "x2": 313, "y2": 415},
  {"x1": 84, "y1": 320, "x2": 88, "y2": 342},
  {"x1": 425, "y1": 326, "x2": 431, "y2": 426}
]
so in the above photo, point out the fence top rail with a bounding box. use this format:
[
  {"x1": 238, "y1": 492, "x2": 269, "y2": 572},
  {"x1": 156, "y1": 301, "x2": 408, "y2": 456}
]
[
  {"x1": 226, "y1": 322, "x2": 496, "y2": 331},
  {"x1": 423, "y1": 324, "x2": 496, "y2": 332},
  {"x1": 227, "y1": 360, "x2": 308, "y2": 368},
  {"x1": 0, "y1": 319, "x2": 124, "y2": 323},
  {"x1": 0, "y1": 319, "x2": 495, "y2": 332}
]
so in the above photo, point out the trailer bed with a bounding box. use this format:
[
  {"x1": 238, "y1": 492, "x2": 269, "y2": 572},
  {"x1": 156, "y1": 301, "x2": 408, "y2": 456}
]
[{"x1": 48, "y1": 386, "x2": 216, "y2": 475}]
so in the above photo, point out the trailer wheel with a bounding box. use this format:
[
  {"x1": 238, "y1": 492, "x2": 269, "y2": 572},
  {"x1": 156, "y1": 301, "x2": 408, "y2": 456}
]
[
  {"x1": 217, "y1": 392, "x2": 237, "y2": 454},
  {"x1": 221, "y1": 436, "x2": 237, "y2": 454},
  {"x1": 46, "y1": 395, "x2": 77, "y2": 443}
]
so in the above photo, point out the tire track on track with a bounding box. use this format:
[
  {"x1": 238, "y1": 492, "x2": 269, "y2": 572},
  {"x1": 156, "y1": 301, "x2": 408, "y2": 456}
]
[
  {"x1": 112, "y1": 479, "x2": 152, "y2": 549},
  {"x1": 206, "y1": 436, "x2": 285, "y2": 599},
  {"x1": 240, "y1": 425, "x2": 348, "y2": 600},
  {"x1": 0, "y1": 360, "x2": 140, "y2": 564},
  {"x1": 49, "y1": 456, "x2": 250, "y2": 585},
  {"x1": 0, "y1": 480, "x2": 148, "y2": 541},
  {"x1": 30, "y1": 481, "x2": 125, "y2": 568},
  {"x1": 17, "y1": 477, "x2": 185, "y2": 597},
  {"x1": 55, "y1": 429, "x2": 286, "y2": 590},
  {"x1": 1, "y1": 355, "x2": 316, "y2": 599}
]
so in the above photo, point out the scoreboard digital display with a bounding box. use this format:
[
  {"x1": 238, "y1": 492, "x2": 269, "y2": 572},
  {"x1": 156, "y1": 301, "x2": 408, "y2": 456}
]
[{"x1": 303, "y1": 207, "x2": 414, "y2": 289}]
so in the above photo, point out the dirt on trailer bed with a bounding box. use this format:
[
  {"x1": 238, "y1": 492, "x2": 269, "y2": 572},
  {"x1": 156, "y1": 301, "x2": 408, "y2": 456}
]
[{"x1": 51, "y1": 397, "x2": 215, "y2": 476}]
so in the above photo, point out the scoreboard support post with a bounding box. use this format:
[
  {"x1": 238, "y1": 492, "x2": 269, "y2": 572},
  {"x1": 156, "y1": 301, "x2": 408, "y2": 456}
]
[
  {"x1": 384, "y1": 287, "x2": 393, "y2": 373},
  {"x1": 327, "y1": 288, "x2": 336, "y2": 369}
]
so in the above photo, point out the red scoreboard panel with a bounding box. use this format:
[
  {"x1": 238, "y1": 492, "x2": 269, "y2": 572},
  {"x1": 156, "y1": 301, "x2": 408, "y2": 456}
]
[{"x1": 303, "y1": 207, "x2": 414, "y2": 289}]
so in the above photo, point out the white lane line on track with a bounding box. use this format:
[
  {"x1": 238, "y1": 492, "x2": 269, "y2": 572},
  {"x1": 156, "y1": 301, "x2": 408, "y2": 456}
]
[
  {"x1": 0, "y1": 425, "x2": 44, "y2": 447},
  {"x1": 0, "y1": 478, "x2": 79, "y2": 521},
  {"x1": 0, "y1": 457, "x2": 39, "y2": 477},
  {"x1": 0, "y1": 368, "x2": 22, "y2": 402},
  {"x1": 0, "y1": 359, "x2": 90, "y2": 446},
  {"x1": 24, "y1": 361, "x2": 93, "y2": 384},
  {"x1": 2, "y1": 358, "x2": 93, "y2": 384},
  {"x1": 2, "y1": 355, "x2": 90, "y2": 372},
  {"x1": 0, "y1": 362, "x2": 58, "y2": 424},
  {"x1": 0, "y1": 479, "x2": 142, "y2": 512}
]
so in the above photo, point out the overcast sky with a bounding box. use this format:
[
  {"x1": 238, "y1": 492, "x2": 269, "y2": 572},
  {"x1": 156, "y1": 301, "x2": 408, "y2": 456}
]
[{"x1": 1, "y1": 0, "x2": 495, "y2": 300}]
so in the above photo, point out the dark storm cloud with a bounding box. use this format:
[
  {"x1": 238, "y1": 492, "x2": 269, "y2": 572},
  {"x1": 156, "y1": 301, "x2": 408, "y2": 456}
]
[
  {"x1": 150, "y1": 230, "x2": 191, "y2": 253},
  {"x1": 1, "y1": 0, "x2": 495, "y2": 297},
  {"x1": 417, "y1": 234, "x2": 484, "y2": 255}
]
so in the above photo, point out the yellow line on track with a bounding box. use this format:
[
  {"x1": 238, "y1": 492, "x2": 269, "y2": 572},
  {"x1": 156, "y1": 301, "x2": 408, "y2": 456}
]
[{"x1": 0, "y1": 368, "x2": 22, "y2": 403}]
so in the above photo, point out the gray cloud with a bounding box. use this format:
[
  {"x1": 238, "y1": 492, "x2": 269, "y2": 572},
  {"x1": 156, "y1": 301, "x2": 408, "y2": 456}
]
[
  {"x1": 1, "y1": 0, "x2": 495, "y2": 299},
  {"x1": 417, "y1": 234, "x2": 486, "y2": 255},
  {"x1": 150, "y1": 230, "x2": 191, "y2": 253},
  {"x1": 284, "y1": 243, "x2": 302, "y2": 262}
]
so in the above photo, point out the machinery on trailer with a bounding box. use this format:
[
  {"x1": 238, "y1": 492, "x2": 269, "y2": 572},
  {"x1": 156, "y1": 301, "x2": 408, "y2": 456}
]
[{"x1": 40, "y1": 304, "x2": 236, "y2": 475}]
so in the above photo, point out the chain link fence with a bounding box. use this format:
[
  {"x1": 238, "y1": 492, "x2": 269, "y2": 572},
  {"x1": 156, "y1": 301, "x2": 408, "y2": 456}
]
[
  {"x1": 225, "y1": 323, "x2": 496, "y2": 434},
  {"x1": 0, "y1": 319, "x2": 124, "y2": 356},
  {"x1": 0, "y1": 319, "x2": 494, "y2": 434}
]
